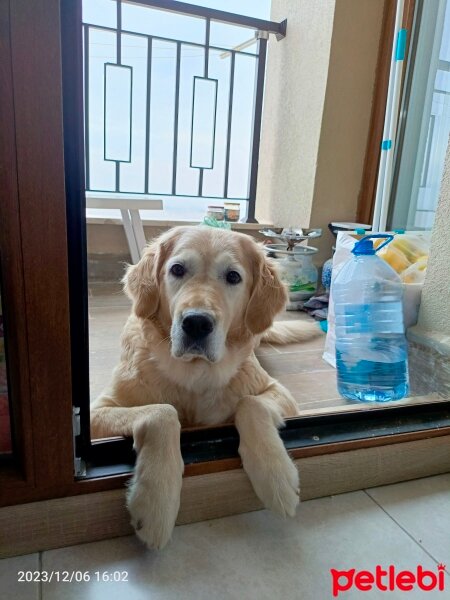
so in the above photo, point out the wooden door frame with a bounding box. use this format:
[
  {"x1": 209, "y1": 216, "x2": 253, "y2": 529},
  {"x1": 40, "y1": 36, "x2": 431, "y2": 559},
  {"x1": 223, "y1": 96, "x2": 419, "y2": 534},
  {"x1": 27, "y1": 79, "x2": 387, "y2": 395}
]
[
  {"x1": 0, "y1": 0, "x2": 74, "y2": 503},
  {"x1": 1, "y1": 0, "x2": 449, "y2": 519}
]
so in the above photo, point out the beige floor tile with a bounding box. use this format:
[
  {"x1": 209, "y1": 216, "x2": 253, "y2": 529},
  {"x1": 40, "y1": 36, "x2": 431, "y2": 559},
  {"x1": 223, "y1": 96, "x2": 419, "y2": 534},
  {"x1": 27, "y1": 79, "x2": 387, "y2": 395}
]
[
  {"x1": 297, "y1": 396, "x2": 359, "y2": 413},
  {"x1": 366, "y1": 474, "x2": 450, "y2": 568},
  {"x1": 277, "y1": 370, "x2": 340, "y2": 404},
  {"x1": 41, "y1": 490, "x2": 447, "y2": 600},
  {"x1": 274, "y1": 310, "x2": 312, "y2": 322},
  {"x1": 0, "y1": 553, "x2": 39, "y2": 600},
  {"x1": 274, "y1": 335, "x2": 327, "y2": 353},
  {"x1": 257, "y1": 350, "x2": 333, "y2": 377},
  {"x1": 89, "y1": 282, "x2": 129, "y2": 306},
  {"x1": 254, "y1": 343, "x2": 280, "y2": 357}
]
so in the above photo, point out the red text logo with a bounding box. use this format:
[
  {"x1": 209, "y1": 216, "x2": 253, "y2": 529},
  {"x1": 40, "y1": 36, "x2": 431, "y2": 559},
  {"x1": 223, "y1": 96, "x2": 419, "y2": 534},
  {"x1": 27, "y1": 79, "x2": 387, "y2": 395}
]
[{"x1": 331, "y1": 564, "x2": 446, "y2": 597}]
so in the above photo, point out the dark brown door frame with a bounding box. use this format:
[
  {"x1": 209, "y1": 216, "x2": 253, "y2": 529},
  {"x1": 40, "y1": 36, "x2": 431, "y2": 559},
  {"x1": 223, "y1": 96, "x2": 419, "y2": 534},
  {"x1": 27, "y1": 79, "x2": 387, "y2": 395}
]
[
  {"x1": 0, "y1": 0, "x2": 74, "y2": 503},
  {"x1": 2, "y1": 0, "x2": 448, "y2": 512}
]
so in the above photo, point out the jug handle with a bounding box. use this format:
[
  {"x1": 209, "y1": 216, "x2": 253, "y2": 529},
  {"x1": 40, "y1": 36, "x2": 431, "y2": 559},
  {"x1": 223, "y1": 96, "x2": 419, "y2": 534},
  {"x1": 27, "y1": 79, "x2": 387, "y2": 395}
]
[{"x1": 356, "y1": 234, "x2": 394, "y2": 253}]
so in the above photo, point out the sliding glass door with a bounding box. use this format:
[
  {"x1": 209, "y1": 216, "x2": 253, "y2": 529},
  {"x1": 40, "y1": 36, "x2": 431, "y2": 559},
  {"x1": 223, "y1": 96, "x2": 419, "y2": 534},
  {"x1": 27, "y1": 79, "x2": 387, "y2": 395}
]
[{"x1": 389, "y1": 0, "x2": 450, "y2": 231}]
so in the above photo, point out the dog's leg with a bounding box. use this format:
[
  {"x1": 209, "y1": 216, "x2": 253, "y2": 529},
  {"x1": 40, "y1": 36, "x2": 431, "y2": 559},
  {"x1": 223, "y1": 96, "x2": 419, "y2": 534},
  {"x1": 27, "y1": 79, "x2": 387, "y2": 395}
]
[
  {"x1": 128, "y1": 404, "x2": 184, "y2": 550},
  {"x1": 235, "y1": 382, "x2": 300, "y2": 518},
  {"x1": 90, "y1": 404, "x2": 165, "y2": 439},
  {"x1": 91, "y1": 403, "x2": 184, "y2": 550}
]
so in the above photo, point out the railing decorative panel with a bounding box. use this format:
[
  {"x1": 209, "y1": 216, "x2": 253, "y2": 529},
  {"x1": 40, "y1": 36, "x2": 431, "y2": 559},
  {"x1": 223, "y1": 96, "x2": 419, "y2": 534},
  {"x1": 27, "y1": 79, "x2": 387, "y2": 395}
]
[{"x1": 82, "y1": 0, "x2": 286, "y2": 221}]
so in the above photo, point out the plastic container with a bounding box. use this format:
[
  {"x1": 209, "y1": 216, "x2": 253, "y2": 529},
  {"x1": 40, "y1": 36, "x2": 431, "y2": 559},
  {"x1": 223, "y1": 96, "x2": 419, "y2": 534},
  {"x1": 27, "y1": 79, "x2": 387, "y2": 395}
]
[
  {"x1": 224, "y1": 202, "x2": 240, "y2": 222},
  {"x1": 206, "y1": 205, "x2": 224, "y2": 221},
  {"x1": 332, "y1": 235, "x2": 409, "y2": 402},
  {"x1": 276, "y1": 246, "x2": 319, "y2": 303}
]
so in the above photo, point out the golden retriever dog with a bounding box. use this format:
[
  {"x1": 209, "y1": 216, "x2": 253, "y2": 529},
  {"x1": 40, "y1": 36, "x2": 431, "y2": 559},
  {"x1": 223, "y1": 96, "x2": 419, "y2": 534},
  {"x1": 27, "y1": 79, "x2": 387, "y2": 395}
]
[{"x1": 91, "y1": 226, "x2": 321, "y2": 549}]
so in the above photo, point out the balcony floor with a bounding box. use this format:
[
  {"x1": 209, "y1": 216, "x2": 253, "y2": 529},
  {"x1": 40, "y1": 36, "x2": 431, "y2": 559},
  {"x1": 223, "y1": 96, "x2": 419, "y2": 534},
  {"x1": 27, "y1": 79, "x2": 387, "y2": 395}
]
[
  {"x1": 88, "y1": 282, "x2": 347, "y2": 415},
  {"x1": 88, "y1": 283, "x2": 436, "y2": 416}
]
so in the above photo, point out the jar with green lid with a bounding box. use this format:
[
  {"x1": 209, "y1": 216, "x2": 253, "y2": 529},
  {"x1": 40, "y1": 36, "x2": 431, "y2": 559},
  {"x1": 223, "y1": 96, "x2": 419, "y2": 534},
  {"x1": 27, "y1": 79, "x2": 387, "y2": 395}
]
[{"x1": 206, "y1": 206, "x2": 225, "y2": 221}]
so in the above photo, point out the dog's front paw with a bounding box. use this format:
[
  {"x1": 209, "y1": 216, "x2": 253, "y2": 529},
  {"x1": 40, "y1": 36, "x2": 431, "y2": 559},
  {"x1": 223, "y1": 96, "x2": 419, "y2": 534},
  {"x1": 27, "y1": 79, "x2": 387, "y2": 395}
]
[
  {"x1": 127, "y1": 414, "x2": 184, "y2": 549},
  {"x1": 241, "y1": 445, "x2": 300, "y2": 518},
  {"x1": 127, "y1": 471, "x2": 181, "y2": 549}
]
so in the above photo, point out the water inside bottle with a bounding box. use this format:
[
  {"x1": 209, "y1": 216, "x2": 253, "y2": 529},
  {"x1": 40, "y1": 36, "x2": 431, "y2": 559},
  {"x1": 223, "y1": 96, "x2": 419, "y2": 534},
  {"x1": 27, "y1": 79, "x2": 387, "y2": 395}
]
[{"x1": 336, "y1": 337, "x2": 409, "y2": 402}]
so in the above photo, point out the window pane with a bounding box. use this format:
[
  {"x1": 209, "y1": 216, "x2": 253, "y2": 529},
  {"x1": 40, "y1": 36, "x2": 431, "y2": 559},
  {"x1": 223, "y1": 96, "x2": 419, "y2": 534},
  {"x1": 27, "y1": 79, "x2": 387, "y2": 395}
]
[
  {"x1": 390, "y1": 0, "x2": 450, "y2": 231},
  {"x1": 209, "y1": 21, "x2": 257, "y2": 53},
  {"x1": 82, "y1": 0, "x2": 117, "y2": 28},
  {"x1": 122, "y1": 2, "x2": 205, "y2": 45}
]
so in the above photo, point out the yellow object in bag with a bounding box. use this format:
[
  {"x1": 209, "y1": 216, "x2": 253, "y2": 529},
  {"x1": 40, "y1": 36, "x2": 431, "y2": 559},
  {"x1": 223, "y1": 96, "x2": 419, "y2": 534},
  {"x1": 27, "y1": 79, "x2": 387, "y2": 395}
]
[
  {"x1": 401, "y1": 256, "x2": 428, "y2": 283},
  {"x1": 375, "y1": 234, "x2": 429, "y2": 275}
]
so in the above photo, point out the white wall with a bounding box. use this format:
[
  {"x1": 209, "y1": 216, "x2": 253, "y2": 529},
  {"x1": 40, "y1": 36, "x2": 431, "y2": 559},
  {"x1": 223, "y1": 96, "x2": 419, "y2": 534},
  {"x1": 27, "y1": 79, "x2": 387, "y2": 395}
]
[
  {"x1": 257, "y1": 0, "x2": 385, "y2": 263},
  {"x1": 256, "y1": 0, "x2": 336, "y2": 227},
  {"x1": 417, "y1": 135, "x2": 450, "y2": 336}
]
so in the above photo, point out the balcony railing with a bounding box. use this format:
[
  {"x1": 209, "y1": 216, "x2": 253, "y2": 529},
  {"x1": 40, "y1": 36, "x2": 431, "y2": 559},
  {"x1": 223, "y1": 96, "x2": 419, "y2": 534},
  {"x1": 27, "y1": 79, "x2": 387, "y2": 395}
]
[{"x1": 82, "y1": 0, "x2": 286, "y2": 222}]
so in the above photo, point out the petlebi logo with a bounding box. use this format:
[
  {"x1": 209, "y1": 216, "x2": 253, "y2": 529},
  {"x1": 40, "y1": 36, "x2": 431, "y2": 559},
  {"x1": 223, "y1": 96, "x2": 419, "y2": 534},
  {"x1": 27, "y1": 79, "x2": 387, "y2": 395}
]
[{"x1": 331, "y1": 564, "x2": 446, "y2": 597}]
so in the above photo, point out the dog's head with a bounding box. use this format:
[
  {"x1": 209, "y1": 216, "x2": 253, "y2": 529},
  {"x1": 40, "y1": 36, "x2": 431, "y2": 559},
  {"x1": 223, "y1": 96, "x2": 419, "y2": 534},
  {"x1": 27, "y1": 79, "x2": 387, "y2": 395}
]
[{"x1": 124, "y1": 226, "x2": 287, "y2": 363}]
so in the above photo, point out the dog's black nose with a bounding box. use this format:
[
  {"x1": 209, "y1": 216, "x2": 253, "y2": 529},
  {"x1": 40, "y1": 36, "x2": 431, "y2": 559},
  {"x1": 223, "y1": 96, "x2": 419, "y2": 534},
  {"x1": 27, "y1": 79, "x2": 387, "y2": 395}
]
[{"x1": 182, "y1": 313, "x2": 214, "y2": 341}]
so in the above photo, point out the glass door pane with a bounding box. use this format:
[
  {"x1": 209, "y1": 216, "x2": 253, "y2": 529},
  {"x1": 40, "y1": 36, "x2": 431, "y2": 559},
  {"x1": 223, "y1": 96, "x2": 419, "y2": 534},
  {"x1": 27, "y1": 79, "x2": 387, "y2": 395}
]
[{"x1": 389, "y1": 0, "x2": 450, "y2": 231}]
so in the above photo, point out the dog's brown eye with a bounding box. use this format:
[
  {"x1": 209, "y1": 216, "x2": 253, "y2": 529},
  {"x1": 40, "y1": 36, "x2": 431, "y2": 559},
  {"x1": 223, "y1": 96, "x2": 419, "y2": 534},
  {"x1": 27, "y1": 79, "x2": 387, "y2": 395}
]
[
  {"x1": 170, "y1": 263, "x2": 185, "y2": 278},
  {"x1": 226, "y1": 270, "x2": 241, "y2": 285}
]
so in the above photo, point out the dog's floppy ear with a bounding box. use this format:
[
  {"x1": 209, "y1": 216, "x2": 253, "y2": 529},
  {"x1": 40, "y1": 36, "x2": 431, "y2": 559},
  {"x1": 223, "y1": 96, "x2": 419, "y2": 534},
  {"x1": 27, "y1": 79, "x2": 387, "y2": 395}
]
[
  {"x1": 123, "y1": 240, "x2": 163, "y2": 319},
  {"x1": 245, "y1": 248, "x2": 287, "y2": 335}
]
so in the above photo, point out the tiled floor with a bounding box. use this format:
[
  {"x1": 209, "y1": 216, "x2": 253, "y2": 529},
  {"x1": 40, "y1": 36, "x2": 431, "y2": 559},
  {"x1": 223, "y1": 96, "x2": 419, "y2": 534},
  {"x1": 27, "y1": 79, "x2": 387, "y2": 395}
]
[
  {"x1": 2, "y1": 474, "x2": 449, "y2": 599},
  {"x1": 88, "y1": 283, "x2": 440, "y2": 416}
]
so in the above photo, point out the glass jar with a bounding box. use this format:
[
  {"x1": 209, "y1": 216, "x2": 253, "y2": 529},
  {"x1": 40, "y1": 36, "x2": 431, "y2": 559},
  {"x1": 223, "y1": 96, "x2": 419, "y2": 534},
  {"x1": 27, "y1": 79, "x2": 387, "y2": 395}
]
[
  {"x1": 206, "y1": 206, "x2": 225, "y2": 221},
  {"x1": 224, "y1": 202, "x2": 240, "y2": 222}
]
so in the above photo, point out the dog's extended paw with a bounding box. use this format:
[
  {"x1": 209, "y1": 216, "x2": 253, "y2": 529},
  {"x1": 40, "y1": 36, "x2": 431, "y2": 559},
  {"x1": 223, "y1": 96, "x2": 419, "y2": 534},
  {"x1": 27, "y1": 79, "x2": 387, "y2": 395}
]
[
  {"x1": 127, "y1": 472, "x2": 182, "y2": 550},
  {"x1": 127, "y1": 414, "x2": 184, "y2": 550},
  {"x1": 241, "y1": 445, "x2": 300, "y2": 518}
]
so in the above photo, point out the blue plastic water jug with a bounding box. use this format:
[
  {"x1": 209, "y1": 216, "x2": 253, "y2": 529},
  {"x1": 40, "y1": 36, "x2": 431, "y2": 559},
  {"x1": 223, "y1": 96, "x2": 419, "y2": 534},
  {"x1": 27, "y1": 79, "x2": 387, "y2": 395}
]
[{"x1": 332, "y1": 235, "x2": 409, "y2": 402}]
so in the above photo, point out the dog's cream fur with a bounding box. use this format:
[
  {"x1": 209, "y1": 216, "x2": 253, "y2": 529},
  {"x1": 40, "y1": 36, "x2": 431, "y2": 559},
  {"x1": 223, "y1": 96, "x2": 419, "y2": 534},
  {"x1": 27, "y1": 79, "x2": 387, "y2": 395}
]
[{"x1": 91, "y1": 226, "x2": 321, "y2": 549}]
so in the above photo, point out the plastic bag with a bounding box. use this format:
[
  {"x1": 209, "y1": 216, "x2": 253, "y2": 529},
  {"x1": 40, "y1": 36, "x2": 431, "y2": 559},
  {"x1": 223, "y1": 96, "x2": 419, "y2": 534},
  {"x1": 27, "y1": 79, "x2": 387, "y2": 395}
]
[{"x1": 201, "y1": 216, "x2": 231, "y2": 229}]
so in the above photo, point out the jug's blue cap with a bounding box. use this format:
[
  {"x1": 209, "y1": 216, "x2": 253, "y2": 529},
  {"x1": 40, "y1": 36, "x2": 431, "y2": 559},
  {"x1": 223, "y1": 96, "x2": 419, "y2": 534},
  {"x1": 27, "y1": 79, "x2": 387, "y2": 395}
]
[{"x1": 352, "y1": 238, "x2": 375, "y2": 255}]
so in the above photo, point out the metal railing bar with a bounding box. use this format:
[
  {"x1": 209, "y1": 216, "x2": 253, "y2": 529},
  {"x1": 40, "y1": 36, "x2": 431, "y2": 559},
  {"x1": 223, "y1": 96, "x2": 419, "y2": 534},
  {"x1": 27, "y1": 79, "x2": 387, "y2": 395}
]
[
  {"x1": 84, "y1": 24, "x2": 259, "y2": 57},
  {"x1": 246, "y1": 36, "x2": 267, "y2": 223},
  {"x1": 172, "y1": 42, "x2": 181, "y2": 195},
  {"x1": 83, "y1": 25, "x2": 90, "y2": 190},
  {"x1": 198, "y1": 168, "x2": 204, "y2": 198},
  {"x1": 122, "y1": 0, "x2": 286, "y2": 38},
  {"x1": 144, "y1": 37, "x2": 152, "y2": 193},
  {"x1": 204, "y1": 18, "x2": 210, "y2": 76},
  {"x1": 223, "y1": 51, "x2": 235, "y2": 199},
  {"x1": 198, "y1": 18, "x2": 210, "y2": 197},
  {"x1": 117, "y1": 0, "x2": 122, "y2": 64},
  {"x1": 115, "y1": 1, "x2": 122, "y2": 191},
  {"x1": 115, "y1": 162, "x2": 120, "y2": 192},
  {"x1": 86, "y1": 188, "x2": 250, "y2": 201}
]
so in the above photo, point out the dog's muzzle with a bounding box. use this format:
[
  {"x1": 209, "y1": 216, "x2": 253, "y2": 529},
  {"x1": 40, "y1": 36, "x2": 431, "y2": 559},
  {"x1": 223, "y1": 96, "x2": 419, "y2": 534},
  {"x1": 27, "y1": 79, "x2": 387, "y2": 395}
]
[{"x1": 171, "y1": 310, "x2": 217, "y2": 361}]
